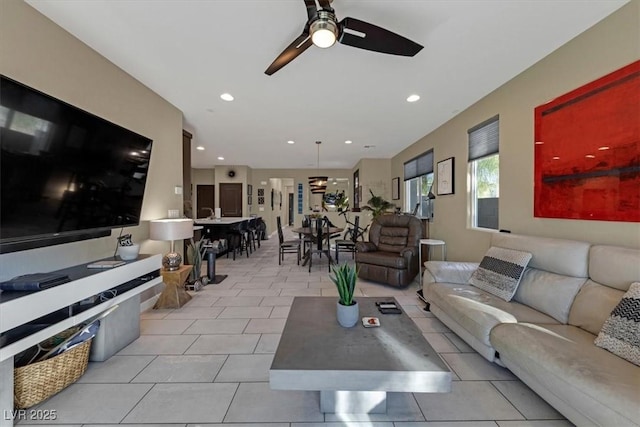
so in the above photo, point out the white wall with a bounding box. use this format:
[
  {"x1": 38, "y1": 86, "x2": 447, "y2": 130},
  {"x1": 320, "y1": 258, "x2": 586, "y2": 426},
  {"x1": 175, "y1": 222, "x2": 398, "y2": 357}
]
[{"x1": 0, "y1": 0, "x2": 184, "y2": 281}]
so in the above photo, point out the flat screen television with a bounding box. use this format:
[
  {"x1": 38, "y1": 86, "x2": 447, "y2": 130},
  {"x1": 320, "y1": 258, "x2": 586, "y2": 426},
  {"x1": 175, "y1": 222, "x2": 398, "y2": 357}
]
[{"x1": 0, "y1": 76, "x2": 153, "y2": 253}]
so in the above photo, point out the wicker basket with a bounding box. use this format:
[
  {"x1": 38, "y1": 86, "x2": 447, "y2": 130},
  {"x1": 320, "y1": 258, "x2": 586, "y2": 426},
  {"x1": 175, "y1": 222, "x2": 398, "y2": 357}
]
[{"x1": 14, "y1": 337, "x2": 92, "y2": 409}]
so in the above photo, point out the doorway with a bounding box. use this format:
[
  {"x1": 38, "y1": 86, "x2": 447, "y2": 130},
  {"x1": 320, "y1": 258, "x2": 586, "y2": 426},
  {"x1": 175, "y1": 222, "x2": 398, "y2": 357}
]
[
  {"x1": 288, "y1": 193, "x2": 294, "y2": 225},
  {"x1": 219, "y1": 183, "x2": 243, "y2": 217},
  {"x1": 196, "y1": 185, "x2": 214, "y2": 218}
]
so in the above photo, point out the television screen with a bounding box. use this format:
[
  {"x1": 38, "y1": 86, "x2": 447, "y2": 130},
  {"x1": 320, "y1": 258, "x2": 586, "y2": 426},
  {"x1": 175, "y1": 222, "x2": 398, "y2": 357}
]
[{"x1": 0, "y1": 76, "x2": 153, "y2": 252}]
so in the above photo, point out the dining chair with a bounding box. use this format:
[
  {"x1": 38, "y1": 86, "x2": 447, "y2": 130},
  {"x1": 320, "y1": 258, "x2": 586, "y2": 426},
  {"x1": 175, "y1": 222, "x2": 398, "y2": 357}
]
[
  {"x1": 247, "y1": 216, "x2": 259, "y2": 251},
  {"x1": 277, "y1": 216, "x2": 301, "y2": 265},
  {"x1": 308, "y1": 217, "x2": 332, "y2": 272},
  {"x1": 334, "y1": 215, "x2": 359, "y2": 262}
]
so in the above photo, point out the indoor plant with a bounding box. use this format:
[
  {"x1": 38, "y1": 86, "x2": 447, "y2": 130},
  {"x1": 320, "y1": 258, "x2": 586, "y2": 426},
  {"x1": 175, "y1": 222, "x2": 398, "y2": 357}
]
[
  {"x1": 330, "y1": 263, "x2": 359, "y2": 327},
  {"x1": 362, "y1": 189, "x2": 395, "y2": 219},
  {"x1": 186, "y1": 238, "x2": 207, "y2": 290}
]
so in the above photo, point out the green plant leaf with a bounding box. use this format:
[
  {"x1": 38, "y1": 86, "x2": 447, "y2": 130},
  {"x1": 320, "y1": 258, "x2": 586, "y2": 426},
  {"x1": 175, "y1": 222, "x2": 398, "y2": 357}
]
[{"x1": 330, "y1": 262, "x2": 358, "y2": 305}]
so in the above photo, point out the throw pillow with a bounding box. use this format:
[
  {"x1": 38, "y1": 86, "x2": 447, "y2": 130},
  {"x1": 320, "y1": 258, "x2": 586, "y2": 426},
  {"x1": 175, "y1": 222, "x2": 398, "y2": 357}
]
[
  {"x1": 594, "y1": 282, "x2": 640, "y2": 366},
  {"x1": 469, "y1": 246, "x2": 532, "y2": 301}
]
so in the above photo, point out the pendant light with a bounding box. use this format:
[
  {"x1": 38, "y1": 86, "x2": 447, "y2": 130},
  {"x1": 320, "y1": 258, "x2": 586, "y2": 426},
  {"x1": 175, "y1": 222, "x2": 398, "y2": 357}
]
[{"x1": 308, "y1": 141, "x2": 328, "y2": 194}]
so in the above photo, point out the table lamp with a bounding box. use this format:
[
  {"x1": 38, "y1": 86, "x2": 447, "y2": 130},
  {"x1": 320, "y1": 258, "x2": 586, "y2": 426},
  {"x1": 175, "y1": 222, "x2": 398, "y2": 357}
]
[{"x1": 149, "y1": 218, "x2": 194, "y2": 271}]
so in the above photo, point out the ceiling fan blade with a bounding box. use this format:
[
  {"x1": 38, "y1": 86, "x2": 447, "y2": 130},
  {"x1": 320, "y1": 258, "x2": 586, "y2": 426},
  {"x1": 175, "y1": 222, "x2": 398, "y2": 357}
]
[
  {"x1": 303, "y1": 0, "x2": 318, "y2": 20},
  {"x1": 265, "y1": 33, "x2": 313, "y2": 76},
  {"x1": 338, "y1": 17, "x2": 423, "y2": 56},
  {"x1": 317, "y1": 0, "x2": 333, "y2": 9}
]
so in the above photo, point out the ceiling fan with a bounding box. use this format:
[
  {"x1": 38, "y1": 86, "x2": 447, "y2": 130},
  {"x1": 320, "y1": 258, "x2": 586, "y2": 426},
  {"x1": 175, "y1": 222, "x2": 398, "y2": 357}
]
[{"x1": 265, "y1": 0, "x2": 423, "y2": 75}]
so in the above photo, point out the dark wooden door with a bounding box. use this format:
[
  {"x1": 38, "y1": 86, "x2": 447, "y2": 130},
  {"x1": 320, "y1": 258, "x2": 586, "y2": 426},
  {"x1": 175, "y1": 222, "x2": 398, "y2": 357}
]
[
  {"x1": 219, "y1": 183, "x2": 243, "y2": 217},
  {"x1": 197, "y1": 185, "x2": 215, "y2": 218}
]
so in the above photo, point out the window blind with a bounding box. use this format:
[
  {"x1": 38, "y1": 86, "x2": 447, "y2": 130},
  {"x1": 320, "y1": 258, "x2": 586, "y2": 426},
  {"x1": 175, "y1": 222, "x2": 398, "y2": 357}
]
[
  {"x1": 404, "y1": 150, "x2": 433, "y2": 181},
  {"x1": 468, "y1": 115, "x2": 499, "y2": 161}
]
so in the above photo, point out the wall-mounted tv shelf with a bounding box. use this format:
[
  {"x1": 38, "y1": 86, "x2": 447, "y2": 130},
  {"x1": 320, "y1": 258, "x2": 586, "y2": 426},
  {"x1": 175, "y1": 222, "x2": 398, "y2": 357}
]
[{"x1": 0, "y1": 254, "x2": 162, "y2": 362}]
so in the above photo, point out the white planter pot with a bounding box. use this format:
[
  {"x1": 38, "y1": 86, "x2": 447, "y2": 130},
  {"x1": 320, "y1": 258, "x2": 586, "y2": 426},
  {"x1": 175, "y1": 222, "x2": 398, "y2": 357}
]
[
  {"x1": 336, "y1": 300, "x2": 359, "y2": 327},
  {"x1": 117, "y1": 244, "x2": 140, "y2": 261}
]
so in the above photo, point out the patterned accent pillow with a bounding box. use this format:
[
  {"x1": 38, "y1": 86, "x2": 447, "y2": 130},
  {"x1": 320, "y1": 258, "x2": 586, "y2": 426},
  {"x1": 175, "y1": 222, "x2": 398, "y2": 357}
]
[
  {"x1": 594, "y1": 282, "x2": 640, "y2": 366},
  {"x1": 469, "y1": 246, "x2": 532, "y2": 301}
]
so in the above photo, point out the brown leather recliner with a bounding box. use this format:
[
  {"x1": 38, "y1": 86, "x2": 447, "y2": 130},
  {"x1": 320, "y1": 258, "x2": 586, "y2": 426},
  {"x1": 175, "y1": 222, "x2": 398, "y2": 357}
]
[{"x1": 355, "y1": 214, "x2": 422, "y2": 288}]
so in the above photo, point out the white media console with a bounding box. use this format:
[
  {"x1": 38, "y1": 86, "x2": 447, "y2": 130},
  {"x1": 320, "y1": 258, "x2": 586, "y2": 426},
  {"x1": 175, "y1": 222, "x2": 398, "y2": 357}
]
[{"x1": 0, "y1": 254, "x2": 162, "y2": 424}]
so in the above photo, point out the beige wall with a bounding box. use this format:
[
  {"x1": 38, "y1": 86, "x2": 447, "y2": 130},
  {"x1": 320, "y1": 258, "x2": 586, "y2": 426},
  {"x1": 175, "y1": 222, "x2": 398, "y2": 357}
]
[
  {"x1": 249, "y1": 169, "x2": 352, "y2": 236},
  {"x1": 392, "y1": 0, "x2": 640, "y2": 262},
  {"x1": 0, "y1": 0, "x2": 184, "y2": 281}
]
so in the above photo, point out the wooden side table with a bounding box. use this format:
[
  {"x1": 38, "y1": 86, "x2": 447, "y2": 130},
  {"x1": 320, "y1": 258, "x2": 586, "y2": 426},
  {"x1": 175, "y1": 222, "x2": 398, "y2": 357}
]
[{"x1": 154, "y1": 264, "x2": 192, "y2": 309}]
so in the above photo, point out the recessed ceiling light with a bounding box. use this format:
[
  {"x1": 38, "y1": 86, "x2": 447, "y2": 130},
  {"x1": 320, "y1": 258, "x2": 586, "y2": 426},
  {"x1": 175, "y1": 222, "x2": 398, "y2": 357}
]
[
  {"x1": 598, "y1": 146, "x2": 610, "y2": 150},
  {"x1": 287, "y1": 140, "x2": 295, "y2": 144},
  {"x1": 196, "y1": 146, "x2": 205, "y2": 151},
  {"x1": 217, "y1": 156, "x2": 224, "y2": 160},
  {"x1": 345, "y1": 140, "x2": 352, "y2": 144},
  {"x1": 552, "y1": 156, "x2": 560, "y2": 160},
  {"x1": 534, "y1": 141, "x2": 544, "y2": 145},
  {"x1": 220, "y1": 93, "x2": 234, "y2": 101},
  {"x1": 585, "y1": 154, "x2": 595, "y2": 158},
  {"x1": 407, "y1": 94, "x2": 420, "y2": 103}
]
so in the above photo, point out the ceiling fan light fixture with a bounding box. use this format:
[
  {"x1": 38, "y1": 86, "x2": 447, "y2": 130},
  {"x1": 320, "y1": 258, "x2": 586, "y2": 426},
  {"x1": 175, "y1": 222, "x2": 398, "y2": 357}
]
[{"x1": 310, "y1": 18, "x2": 338, "y2": 48}]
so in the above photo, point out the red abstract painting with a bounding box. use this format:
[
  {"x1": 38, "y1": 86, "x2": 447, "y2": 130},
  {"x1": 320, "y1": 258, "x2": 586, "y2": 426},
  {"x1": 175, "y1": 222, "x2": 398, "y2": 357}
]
[{"x1": 534, "y1": 60, "x2": 640, "y2": 222}]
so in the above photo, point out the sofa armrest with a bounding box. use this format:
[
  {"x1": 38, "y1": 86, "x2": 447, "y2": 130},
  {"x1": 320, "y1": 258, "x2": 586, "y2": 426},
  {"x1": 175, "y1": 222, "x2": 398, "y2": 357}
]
[
  {"x1": 400, "y1": 247, "x2": 418, "y2": 258},
  {"x1": 423, "y1": 261, "x2": 479, "y2": 285},
  {"x1": 356, "y1": 242, "x2": 377, "y2": 252}
]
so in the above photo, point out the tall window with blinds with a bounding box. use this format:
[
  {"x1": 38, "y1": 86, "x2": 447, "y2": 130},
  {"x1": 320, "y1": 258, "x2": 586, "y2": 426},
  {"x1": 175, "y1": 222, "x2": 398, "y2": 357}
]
[
  {"x1": 468, "y1": 116, "x2": 499, "y2": 229},
  {"x1": 404, "y1": 150, "x2": 435, "y2": 219}
]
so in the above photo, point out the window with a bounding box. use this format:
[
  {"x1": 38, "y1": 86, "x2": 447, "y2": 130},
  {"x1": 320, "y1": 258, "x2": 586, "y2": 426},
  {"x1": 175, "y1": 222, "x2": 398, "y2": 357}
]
[
  {"x1": 404, "y1": 150, "x2": 435, "y2": 218},
  {"x1": 468, "y1": 116, "x2": 499, "y2": 229}
]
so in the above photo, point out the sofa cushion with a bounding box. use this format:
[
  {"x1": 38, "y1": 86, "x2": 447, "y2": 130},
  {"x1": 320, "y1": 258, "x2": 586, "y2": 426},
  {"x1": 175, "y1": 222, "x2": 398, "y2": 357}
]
[
  {"x1": 589, "y1": 245, "x2": 640, "y2": 291},
  {"x1": 491, "y1": 232, "x2": 590, "y2": 278},
  {"x1": 426, "y1": 282, "x2": 558, "y2": 347},
  {"x1": 377, "y1": 227, "x2": 409, "y2": 253},
  {"x1": 569, "y1": 280, "x2": 626, "y2": 335},
  {"x1": 513, "y1": 268, "x2": 586, "y2": 323},
  {"x1": 490, "y1": 323, "x2": 640, "y2": 426},
  {"x1": 468, "y1": 246, "x2": 532, "y2": 301},
  {"x1": 356, "y1": 250, "x2": 407, "y2": 269},
  {"x1": 595, "y1": 282, "x2": 640, "y2": 366}
]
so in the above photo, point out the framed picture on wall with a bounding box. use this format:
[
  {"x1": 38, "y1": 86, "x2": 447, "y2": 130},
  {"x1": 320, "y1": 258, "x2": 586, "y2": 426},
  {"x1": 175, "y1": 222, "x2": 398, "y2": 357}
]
[
  {"x1": 391, "y1": 177, "x2": 400, "y2": 200},
  {"x1": 248, "y1": 195, "x2": 252, "y2": 205},
  {"x1": 437, "y1": 157, "x2": 455, "y2": 195},
  {"x1": 247, "y1": 184, "x2": 253, "y2": 196}
]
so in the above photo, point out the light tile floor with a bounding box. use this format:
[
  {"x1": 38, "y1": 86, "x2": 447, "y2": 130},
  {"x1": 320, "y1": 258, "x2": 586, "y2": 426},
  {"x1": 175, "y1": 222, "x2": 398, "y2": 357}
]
[{"x1": 18, "y1": 228, "x2": 573, "y2": 426}]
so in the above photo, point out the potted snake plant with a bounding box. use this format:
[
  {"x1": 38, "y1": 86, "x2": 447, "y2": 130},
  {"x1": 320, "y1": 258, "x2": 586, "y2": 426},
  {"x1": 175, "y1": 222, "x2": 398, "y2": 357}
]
[
  {"x1": 186, "y1": 238, "x2": 206, "y2": 290},
  {"x1": 330, "y1": 263, "x2": 359, "y2": 327}
]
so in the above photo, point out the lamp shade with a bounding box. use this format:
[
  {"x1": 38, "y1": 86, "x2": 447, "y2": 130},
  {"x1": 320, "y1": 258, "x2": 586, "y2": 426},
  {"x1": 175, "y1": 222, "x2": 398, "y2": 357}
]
[
  {"x1": 308, "y1": 176, "x2": 328, "y2": 194},
  {"x1": 149, "y1": 218, "x2": 194, "y2": 241}
]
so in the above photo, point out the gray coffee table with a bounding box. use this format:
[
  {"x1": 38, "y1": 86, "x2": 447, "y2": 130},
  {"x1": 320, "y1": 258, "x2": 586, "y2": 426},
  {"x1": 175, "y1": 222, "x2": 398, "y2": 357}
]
[{"x1": 270, "y1": 296, "x2": 451, "y2": 414}]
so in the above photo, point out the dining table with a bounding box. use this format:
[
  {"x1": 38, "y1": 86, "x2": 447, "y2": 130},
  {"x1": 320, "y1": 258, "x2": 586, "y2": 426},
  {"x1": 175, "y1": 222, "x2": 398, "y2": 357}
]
[{"x1": 291, "y1": 226, "x2": 344, "y2": 267}]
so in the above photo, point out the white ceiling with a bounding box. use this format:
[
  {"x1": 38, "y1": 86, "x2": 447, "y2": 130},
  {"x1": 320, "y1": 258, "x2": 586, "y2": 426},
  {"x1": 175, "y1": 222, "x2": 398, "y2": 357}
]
[{"x1": 27, "y1": 0, "x2": 627, "y2": 170}]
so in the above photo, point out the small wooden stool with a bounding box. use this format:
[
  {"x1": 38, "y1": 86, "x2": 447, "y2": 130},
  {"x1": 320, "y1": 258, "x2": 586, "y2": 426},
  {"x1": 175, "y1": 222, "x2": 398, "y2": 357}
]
[{"x1": 154, "y1": 264, "x2": 192, "y2": 309}]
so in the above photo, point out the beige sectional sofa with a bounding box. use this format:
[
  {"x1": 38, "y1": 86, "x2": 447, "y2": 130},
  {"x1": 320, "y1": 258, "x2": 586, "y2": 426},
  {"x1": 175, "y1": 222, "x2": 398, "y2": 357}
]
[{"x1": 422, "y1": 232, "x2": 640, "y2": 427}]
